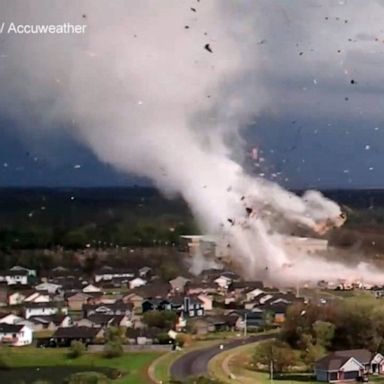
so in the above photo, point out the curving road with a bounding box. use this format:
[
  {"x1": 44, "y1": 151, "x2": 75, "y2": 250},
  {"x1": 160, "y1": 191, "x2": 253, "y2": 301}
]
[{"x1": 170, "y1": 333, "x2": 275, "y2": 381}]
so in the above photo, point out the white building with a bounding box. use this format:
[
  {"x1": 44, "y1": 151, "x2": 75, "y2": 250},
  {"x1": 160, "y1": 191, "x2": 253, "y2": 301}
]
[
  {"x1": 82, "y1": 284, "x2": 102, "y2": 293},
  {"x1": 24, "y1": 292, "x2": 51, "y2": 303},
  {"x1": 129, "y1": 277, "x2": 147, "y2": 289},
  {"x1": 0, "y1": 313, "x2": 24, "y2": 325},
  {"x1": 8, "y1": 292, "x2": 26, "y2": 306},
  {"x1": 0, "y1": 323, "x2": 33, "y2": 346},
  {"x1": 24, "y1": 302, "x2": 68, "y2": 320},
  {"x1": 94, "y1": 267, "x2": 134, "y2": 283},
  {"x1": 214, "y1": 275, "x2": 232, "y2": 289},
  {"x1": 35, "y1": 282, "x2": 62, "y2": 294}
]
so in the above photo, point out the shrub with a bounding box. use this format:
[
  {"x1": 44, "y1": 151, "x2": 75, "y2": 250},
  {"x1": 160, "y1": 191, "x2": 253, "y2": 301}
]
[
  {"x1": 65, "y1": 372, "x2": 110, "y2": 384},
  {"x1": 68, "y1": 340, "x2": 86, "y2": 359},
  {"x1": 103, "y1": 341, "x2": 123, "y2": 358}
]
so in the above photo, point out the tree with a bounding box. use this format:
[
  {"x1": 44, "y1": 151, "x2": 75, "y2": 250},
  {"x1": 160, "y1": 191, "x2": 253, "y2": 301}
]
[
  {"x1": 68, "y1": 340, "x2": 86, "y2": 359},
  {"x1": 104, "y1": 327, "x2": 125, "y2": 344},
  {"x1": 142, "y1": 310, "x2": 177, "y2": 329},
  {"x1": 302, "y1": 343, "x2": 326, "y2": 368},
  {"x1": 313, "y1": 320, "x2": 335, "y2": 348},
  {"x1": 103, "y1": 341, "x2": 123, "y2": 358},
  {"x1": 253, "y1": 340, "x2": 296, "y2": 374},
  {"x1": 103, "y1": 327, "x2": 124, "y2": 358}
]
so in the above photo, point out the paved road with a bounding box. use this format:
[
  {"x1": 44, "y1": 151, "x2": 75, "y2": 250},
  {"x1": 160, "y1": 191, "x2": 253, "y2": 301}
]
[{"x1": 170, "y1": 333, "x2": 275, "y2": 381}]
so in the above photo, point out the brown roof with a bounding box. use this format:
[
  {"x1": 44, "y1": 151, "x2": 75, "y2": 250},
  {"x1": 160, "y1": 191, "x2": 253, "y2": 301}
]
[
  {"x1": 53, "y1": 326, "x2": 100, "y2": 339},
  {"x1": 315, "y1": 349, "x2": 372, "y2": 371}
]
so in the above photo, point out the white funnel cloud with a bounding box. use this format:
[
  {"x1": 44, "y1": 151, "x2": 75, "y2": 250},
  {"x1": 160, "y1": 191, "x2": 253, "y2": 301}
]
[{"x1": 0, "y1": 0, "x2": 382, "y2": 284}]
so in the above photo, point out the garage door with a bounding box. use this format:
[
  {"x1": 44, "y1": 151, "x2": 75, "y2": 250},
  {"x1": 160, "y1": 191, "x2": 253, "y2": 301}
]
[{"x1": 343, "y1": 371, "x2": 360, "y2": 380}]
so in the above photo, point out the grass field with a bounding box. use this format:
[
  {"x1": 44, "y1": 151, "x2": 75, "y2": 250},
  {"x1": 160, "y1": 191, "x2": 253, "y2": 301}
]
[
  {"x1": 208, "y1": 341, "x2": 317, "y2": 384},
  {"x1": 0, "y1": 347, "x2": 161, "y2": 384}
]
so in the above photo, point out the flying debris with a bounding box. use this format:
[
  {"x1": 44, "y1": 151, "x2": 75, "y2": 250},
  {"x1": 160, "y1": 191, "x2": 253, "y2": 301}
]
[
  {"x1": 245, "y1": 207, "x2": 253, "y2": 216},
  {"x1": 185, "y1": 25, "x2": 190, "y2": 29},
  {"x1": 82, "y1": 14, "x2": 86, "y2": 19},
  {"x1": 190, "y1": 7, "x2": 197, "y2": 12},
  {"x1": 350, "y1": 79, "x2": 356, "y2": 84},
  {"x1": 299, "y1": 52, "x2": 304, "y2": 56},
  {"x1": 204, "y1": 44, "x2": 213, "y2": 53},
  {"x1": 73, "y1": 164, "x2": 81, "y2": 169},
  {"x1": 227, "y1": 218, "x2": 235, "y2": 225}
]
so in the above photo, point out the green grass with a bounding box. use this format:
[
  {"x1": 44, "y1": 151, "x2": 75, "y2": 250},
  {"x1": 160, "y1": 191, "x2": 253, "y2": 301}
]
[
  {"x1": 1, "y1": 347, "x2": 161, "y2": 384},
  {"x1": 153, "y1": 350, "x2": 184, "y2": 382}
]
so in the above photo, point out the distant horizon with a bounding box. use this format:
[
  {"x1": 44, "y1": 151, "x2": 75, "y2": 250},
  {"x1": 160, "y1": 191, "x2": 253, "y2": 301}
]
[{"x1": 1, "y1": 184, "x2": 384, "y2": 192}]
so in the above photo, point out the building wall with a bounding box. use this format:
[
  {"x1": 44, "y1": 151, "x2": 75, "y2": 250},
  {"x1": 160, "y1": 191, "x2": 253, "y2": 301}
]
[
  {"x1": 25, "y1": 307, "x2": 58, "y2": 319},
  {"x1": 315, "y1": 370, "x2": 329, "y2": 382}
]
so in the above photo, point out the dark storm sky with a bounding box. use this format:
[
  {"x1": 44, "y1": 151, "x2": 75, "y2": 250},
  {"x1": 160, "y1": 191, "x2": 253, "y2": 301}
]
[{"x1": 1, "y1": 0, "x2": 384, "y2": 189}]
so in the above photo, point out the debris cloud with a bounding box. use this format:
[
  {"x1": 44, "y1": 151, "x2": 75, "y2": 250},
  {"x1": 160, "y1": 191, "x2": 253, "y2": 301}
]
[{"x1": 0, "y1": 1, "x2": 383, "y2": 284}]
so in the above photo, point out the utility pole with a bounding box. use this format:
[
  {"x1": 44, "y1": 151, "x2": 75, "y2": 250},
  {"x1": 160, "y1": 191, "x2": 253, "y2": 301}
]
[
  {"x1": 244, "y1": 313, "x2": 247, "y2": 337},
  {"x1": 270, "y1": 359, "x2": 274, "y2": 381}
]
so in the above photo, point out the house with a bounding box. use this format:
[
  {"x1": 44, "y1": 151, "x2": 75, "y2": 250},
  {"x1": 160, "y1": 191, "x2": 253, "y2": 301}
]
[
  {"x1": 186, "y1": 281, "x2": 218, "y2": 295},
  {"x1": 0, "y1": 323, "x2": 33, "y2": 346},
  {"x1": 142, "y1": 296, "x2": 204, "y2": 317},
  {"x1": 315, "y1": 350, "x2": 372, "y2": 382},
  {"x1": 94, "y1": 266, "x2": 134, "y2": 283},
  {"x1": 227, "y1": 309, "x2": 265, "y2": 331},
  {"x1": 0, "y1": 313, "x2": 25, "y2": 325},
  {"x1": 28, "y1": 314, "x2": 72, "y2": 332},
  {"x1": 24, "y1": 302, "x2": 68, "y2": 320},
  {"x1": 166, "y1": 296, "x2": 205, "y2": 317},
  {"x1": 189, "y1": 315, "x2": 228, "y2": 335},
  {"x1": 4, "y1": 270, "x2": 30, "y2": 286},
  {"x1": 66, "y1": 292, "x2": 95, "y2": 311},
  {"x1": 370, "y1": 352, "x2": 384, "y2": 375},
  {"x1": 245, "y1": 288, "x2": 265, "y2": 302},
  {"x1": 131, "y1": 281, "x2": 171, "y2": 299},
  {"x1": 35, "y1": 282, "x2": 62, "y2": 294},
  {"x1": 122, "y1": 293, "x2": 144, "y2": 312},
  {"x1": 214, "y1": 275, "x2": 232, "y2": 290},
  {"x1": 138, "y1": 266, "x2": 151, "y2": 278},
  {"x1": 77, "y1": 314, "x2": 131, "y2": 328},
  {"x1": 8, "y1": 292, "x2": 27, "y2": 306},
  {"x1": 129, "y1": 277, "x2": 147, "y2": 290},
  {"x1": 52, "y1": 326, "x2": 102, "y2": 347},
  {"x1": 169, "y1": 276, "x2": 190, "y2": 293},
  {"x1": 82, "y1": 302, "x2": 132, "y2": 318},
  {"x1": 10, "y1": 266, "x2": 36, "y2": 277},
  {"x1": 24, "y1": 291, "x2": 52, "y2": 303},
  {"x1": 197, "y1": 294, "x2": 213, "y2": 311},
  {"x1": 142, "y1": 298, "x2": 171, "y2": 313},
  {"x1": 229, "y1": 281, "x2": 264, "y2": 293},
  {"x1": 261, "y1": 303, "x2": 290, "y2": 324},
  {"x1": 82, "y1": 284, "x2": 102, "y2": 294}
]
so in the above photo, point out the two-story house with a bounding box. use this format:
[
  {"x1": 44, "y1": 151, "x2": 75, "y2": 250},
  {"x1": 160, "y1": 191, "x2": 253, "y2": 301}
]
[
  {"x1": 24, "y1": 302, "x2": 68, "y2": 320},
  {"x1": 0, "y1": 323, "x2": 33, "y2": 346}
]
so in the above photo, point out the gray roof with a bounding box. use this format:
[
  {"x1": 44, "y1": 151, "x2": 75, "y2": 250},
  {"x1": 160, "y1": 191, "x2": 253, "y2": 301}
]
[{"x1": 315, "y1": 349, "x2": 372, "y2": 371}]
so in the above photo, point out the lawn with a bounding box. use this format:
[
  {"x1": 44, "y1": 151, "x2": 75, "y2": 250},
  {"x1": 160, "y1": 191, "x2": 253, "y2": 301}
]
[
  {"x1": 208, "y1": 340, "x2": 316, "y2": 384},
  {"x1": 0, "y1": 347, "x2": 161, "y2": 384}
]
